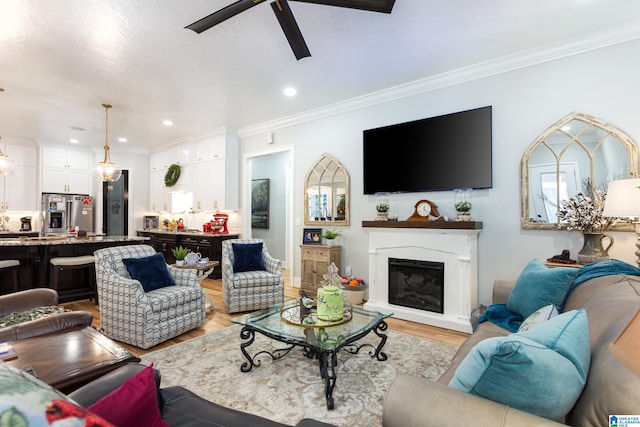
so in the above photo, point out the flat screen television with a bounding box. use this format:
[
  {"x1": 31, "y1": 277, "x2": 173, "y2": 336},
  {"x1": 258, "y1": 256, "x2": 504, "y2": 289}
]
[{"x1": 363, "y1": 106, "x2": 492, "y2": 194}]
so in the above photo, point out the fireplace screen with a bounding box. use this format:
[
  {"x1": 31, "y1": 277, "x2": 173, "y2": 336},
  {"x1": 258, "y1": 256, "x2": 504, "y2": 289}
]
[{"x1": 388, "y1": 258, "x2": 444, "y2": 314}]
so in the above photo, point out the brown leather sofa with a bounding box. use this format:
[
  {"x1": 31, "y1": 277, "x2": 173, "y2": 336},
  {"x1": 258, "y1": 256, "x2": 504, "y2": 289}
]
[
  {"x1": 383, "y1": 273, "x2": 640, "y2": 427},
  {"x1": 69, "y1": 363, "x2": 337, "y2": 427},
  {"x1": 0, "y1": 288, "x2": 93, "y2": 342}
]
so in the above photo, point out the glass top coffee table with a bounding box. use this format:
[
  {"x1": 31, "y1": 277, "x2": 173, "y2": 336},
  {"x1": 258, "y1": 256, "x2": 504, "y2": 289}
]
[{"x1": 231, "y1": 299, "x2": 392, "y2": 409}]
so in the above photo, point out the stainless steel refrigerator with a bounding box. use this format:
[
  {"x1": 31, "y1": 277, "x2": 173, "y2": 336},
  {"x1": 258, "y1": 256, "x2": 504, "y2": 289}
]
[{"x1": 42, "y1": 193, "x2": 94, "y2": 236}]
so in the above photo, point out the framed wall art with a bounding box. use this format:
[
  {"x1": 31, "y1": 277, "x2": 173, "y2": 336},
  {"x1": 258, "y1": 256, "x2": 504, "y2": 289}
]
[
  {"x1": 251, "y1": 179, "x2": 270, "y2": 229},
  {"x1": 302, "y1": 228, "x2": 322, "y2": 245}
]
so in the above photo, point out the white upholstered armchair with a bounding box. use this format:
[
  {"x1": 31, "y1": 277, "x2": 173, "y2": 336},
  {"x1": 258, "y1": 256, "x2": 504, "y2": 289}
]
[
  {"x1": 94, "y1": 245, "x2": 206, "y2": 349},
  {"x1": 221, "y1": 238, "x2": 284, "y2": 313}
]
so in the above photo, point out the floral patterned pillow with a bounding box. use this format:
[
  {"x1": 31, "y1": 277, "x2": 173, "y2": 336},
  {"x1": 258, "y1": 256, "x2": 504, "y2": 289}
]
[
  {"x1": 518, "y1": 304, "x2": 559, "y2": 332},
  {"x1": 0, "y1": 361, "x2": 113, "y2": 426}
]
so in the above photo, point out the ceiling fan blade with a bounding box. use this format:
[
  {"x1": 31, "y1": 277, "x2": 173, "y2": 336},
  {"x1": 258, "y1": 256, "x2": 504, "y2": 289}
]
[
  {"x1": 290, "y1": 0, "x2": 395, "y2": 14},
  {"x1": 185, "y1": 0, "x2": 266, "y2": 33},
  {"x1": 271, "y1": 0, "x2": 311, "y2": 60}
]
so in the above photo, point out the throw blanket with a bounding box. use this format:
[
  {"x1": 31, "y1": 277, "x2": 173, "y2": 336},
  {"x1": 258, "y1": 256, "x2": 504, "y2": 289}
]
[
  {"x1": 0, "y1": 306, "x2": 70, "y2": 329},
  {"x1": 478, "y1": 259, "x2": 640, "y2": 333},
  {"x1": 476, "y1": 304, "x2": 523, "y2": 332},
  {"x1": 568, "y1": 259, "x2": 640, "y2": 292}
]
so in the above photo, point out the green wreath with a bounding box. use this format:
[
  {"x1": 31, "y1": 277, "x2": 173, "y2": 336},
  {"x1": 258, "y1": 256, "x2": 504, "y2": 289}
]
[{"x1": 164, "y1": 164, "x2": 181, "y2": 187}]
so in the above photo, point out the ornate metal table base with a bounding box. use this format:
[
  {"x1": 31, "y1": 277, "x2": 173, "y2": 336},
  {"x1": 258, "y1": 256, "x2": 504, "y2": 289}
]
[{"x1": 238, "y1": 320, "x2": 389, "y2": 410}]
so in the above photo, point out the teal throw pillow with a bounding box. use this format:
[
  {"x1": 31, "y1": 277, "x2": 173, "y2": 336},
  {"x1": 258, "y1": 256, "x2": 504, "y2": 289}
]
[
  {"x1": 449, "y1": 309, "x2": 590, "y2": 420},
  {"x1": 506, "y1": 259, "x2": 578, "y2": 318},
  {"x1": 122, "y1": 253, "x2": 175, "y2": 292},
  {"x1": 232, "y1": 242, "x2": 266, "y2": 273}
]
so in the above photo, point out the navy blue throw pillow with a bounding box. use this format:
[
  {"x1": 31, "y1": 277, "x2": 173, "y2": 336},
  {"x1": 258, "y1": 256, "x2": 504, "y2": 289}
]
[
  {"x1": 122, "y1": 253, "x2": 175, "y2": 292},
  {"x1": 232, "y1": 242, "x2": 265, "y2": 273}
]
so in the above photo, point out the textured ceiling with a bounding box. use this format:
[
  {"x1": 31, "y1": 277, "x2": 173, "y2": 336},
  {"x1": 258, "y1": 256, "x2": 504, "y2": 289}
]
[{"x1": 1, "y1": 0, "x2": 640, "y2": 152}]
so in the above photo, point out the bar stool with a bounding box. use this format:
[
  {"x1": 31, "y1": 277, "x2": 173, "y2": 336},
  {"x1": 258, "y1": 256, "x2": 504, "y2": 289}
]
[
  {"x1": 0, "y1": 260, "x2": 20, "y2": 292},
  {"x1": 49, "y1": 255, "x2": 97, "y2": 304}
]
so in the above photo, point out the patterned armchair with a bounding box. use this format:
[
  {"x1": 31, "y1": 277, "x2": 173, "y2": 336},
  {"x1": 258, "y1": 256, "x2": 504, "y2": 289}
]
[
  {"x1": 93, "y1": 245, "x2": 205, "y2": 349},
  {"x1": 222, "y1": 238, "x2": 284, "y2": 313}
]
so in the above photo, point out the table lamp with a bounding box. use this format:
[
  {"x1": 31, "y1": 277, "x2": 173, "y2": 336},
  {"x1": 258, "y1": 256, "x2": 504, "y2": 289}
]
[{"x1": 602, "y1": 178, "x2": 640, "y2": 267}]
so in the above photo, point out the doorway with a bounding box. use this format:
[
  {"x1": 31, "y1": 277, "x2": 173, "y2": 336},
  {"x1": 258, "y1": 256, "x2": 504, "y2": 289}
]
[
  {"x1": 102, "y1": 170, "x2": 129, "y2": 235},
  {"x1": 243, "y1": 147, "x2": 294, "y2": 280}
]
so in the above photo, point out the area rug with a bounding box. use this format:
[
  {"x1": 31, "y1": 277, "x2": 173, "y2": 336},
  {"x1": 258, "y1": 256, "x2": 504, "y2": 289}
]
[{"x1": 141, "y1": 325, "x2": 458, "y2": 427}]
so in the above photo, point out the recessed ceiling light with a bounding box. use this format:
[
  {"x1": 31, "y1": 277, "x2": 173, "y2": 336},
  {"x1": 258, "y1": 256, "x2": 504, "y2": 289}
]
[
  {"x1": 561, "y1": 125, "x2": 571, "y2": 131},
  {"x1": 118, "y1": 137, "x2": 127, "y2": 143},
  {"x1": 283, "y1": 87, "x2": 297, "y2": 97},
  {"x1": 163, "y1": 120, "x2": 173, "y2": 126},
  {"x1": 69, "y1": 138, "x2": 79, "y2": 144}
]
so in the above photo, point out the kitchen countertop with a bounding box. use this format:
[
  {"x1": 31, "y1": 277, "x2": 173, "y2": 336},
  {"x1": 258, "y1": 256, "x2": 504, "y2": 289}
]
[
  {"x1": 138, "y1": 229, "x2": 237, "y2": 237},
  {"x1": 0, "y1": 235, "x2": 149, "y2": 246},
  {"x1": 0, "y1": 231, "x2": 39, "y2": 236}
]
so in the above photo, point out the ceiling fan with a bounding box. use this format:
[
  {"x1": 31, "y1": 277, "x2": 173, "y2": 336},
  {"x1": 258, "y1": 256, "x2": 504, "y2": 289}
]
[{"x1": 185, "y1": 0, "x2": 396, "y2": 60}]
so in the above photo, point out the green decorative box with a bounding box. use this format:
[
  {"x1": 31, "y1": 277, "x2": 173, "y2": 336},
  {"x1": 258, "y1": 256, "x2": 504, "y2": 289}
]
[{"x1": 316, "y1": 285, "x2": 344, "y2": 321}]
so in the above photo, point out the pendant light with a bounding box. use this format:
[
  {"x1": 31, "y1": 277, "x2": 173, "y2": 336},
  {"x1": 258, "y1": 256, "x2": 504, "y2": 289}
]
[
  {"x1": 96, "y1": 103, "x2": 122, "y2": 182},
  {"x1": 0, "y1": 136, "x2": 16, "y2": 176}
]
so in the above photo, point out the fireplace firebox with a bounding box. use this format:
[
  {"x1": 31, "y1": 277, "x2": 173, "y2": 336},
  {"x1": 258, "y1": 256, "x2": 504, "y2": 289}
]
[{"x1": 388, "y1": 257, "x2": 444, "y2": 314}]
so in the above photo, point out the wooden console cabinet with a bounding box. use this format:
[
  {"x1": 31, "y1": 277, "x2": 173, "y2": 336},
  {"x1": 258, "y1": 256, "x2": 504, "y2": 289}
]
[{"x1": 300, "y1": 245, "x2": 341, "y2": 298}]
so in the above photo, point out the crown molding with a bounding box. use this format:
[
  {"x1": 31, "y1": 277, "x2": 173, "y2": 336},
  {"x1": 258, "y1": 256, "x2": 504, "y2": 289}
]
[{"x1": 239, "y1": 20, "x2": 640, "y2": 138}]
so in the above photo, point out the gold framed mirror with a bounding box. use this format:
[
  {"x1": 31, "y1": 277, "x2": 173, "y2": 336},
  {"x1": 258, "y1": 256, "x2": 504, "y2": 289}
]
[
  {"x1": 304, "y1": 153, "x2": 349, "y2": 226},
  {"x1": 521, "y1": 112, "x2": 639, "y2": 230}
]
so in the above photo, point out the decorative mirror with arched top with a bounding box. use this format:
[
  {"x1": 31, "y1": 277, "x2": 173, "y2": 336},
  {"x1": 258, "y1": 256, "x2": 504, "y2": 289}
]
[
  {"x1": 521, "y1": 112, "x2": 639, "y2": 230},
  {"x1": 304, "y1": 153, "x2": 350, "y2": 226}
]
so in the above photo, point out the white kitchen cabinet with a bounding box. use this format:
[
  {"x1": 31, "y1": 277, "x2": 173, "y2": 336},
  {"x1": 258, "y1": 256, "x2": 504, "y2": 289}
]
[
  {"x1": 150, "y1": 151, "x2": 169, "y2": 172},
  {"x1": 208, "y1": 159, "x2": 227, "y2": 210},
  {"x1": 190, "y1": 134, "x2": 238, "y2": 211},
  {"x1": 149, "y1": 132, "x2": 238, "y2": 212},
  {"x1": 193, "y1": 160, "x2": 226, "y2": 211},
  {"x1": 150, "y1": 150, "x2": 192, "y2": 212},
  {"x1": 208, "y1": 139, "x2": 226, "y2": 161},
  {"x1": 192, "y1": 162, "x2": 208, "y2": 210},
  {"x1": 41, "y1": 147, "x2": 91, "y2": 194},
  {"x1": 149, "y1": 170, "x2": 170, "y2": 212},
  {"x1": 150, "y1": 145, "x2": 190, "y2": 171},
  {"x1": 0, "y1": 144, "x2": 38, "y2": 211}
]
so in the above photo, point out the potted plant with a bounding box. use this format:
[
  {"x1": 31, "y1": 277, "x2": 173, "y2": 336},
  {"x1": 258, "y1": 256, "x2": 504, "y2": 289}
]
[
  {"x1": 375, "y1": 192, "x2": 390, "y2": 221},
  {"x1": 322, "y1": 229, "x2": 341, "y2": 246},
  {"x1": 171, "y1": 245, "x2": 191, "y2": 266},
  {"x1": 454, "y1": 188, "x2": 473, "y2": 221}
]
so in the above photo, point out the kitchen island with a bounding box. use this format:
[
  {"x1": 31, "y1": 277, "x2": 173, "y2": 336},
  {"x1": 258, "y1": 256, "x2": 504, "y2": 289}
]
[{"x1": 0, "y1": 235, "x2": 148, "y2": 301}]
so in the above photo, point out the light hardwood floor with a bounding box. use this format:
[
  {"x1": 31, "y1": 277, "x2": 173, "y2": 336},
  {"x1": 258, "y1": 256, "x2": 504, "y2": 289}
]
[{"x1": 61, "y1": 271, "x2": 469, "y2": 357}]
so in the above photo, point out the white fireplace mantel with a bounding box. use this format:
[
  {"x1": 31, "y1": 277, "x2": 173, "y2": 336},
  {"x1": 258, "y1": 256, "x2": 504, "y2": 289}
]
[{"x1": 362, "y1": 221, "x2": 481, "y2": 333}]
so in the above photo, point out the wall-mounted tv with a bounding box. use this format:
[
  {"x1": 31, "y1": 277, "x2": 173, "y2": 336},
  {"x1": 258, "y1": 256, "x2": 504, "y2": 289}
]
[{"x1": 363, "y1": 106, "x2": 492, "y2": 194}]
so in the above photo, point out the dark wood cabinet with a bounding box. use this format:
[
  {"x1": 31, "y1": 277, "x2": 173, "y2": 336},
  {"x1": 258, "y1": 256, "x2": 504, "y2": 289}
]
[
  {"x1": 179, "y1": 236, "x2": 212, "y2": 260},
  {"x1": 135, "y1": 231, "x2": 239, "y2": 279},
  {"x1": 155, "y1": 234, "x2": 178, "y2": 264}
]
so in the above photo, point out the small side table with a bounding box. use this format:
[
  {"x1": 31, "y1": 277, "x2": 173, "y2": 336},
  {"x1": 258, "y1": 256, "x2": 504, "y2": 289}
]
[
  {"x1": 172, "y1": 261, "x2": 219, "y2": 313},
  {"x1": 544, "y1": 260, "x2": 581, "y2": 269}
]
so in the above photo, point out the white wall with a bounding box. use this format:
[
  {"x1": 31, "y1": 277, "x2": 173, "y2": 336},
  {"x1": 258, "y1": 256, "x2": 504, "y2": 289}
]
[{"x1": 241, "y1": 38, "x2": 640, "y2": 305}]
